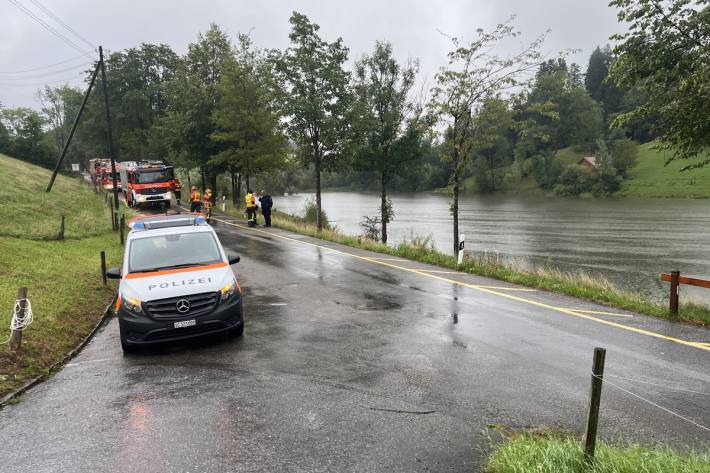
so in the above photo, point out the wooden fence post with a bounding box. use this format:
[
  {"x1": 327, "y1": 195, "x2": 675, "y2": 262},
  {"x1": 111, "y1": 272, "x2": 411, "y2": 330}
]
[
  {"x1": 110, "y1": 204, "x2": 115, "y2": 231},
  {"x1": 100, "y1": 251, "x2": 107, "y2": 285},
  {"x1": 670, "y1": 270, "x2": 680, "y2": 316},
  {"x1": 9, "y1": 287, "x2": 28, "y2": 352},
  {"x1": 119, "y1": 215, "x2": 125, "y2": 246},
  {"x1": 584, "y1": 347, "x2": 606, "y2": 460},
  {"x1": 59, "y1": 215, "x2": 65, "y2": 241}
]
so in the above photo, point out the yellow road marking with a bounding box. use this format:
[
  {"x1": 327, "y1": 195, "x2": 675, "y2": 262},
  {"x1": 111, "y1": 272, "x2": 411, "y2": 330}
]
[
  {"x1": 368, "y1": 257, "x2": 408, "y2": 262},
  {"x1": 414, "y1": 269, "x2": 464, "y2": 275},
  {"x1": 476, "y1": 286, "x2": 538, "y2": 292},
  {"x1": 569, "y1": 309, "x2": 633, "y2": 318},
  {"x1": 210, "y1": 214, "x2": 710, "y2": 352}
]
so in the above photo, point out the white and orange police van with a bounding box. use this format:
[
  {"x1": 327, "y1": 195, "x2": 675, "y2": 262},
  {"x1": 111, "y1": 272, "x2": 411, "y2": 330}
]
[{"x1": 107, "y1": 214, "x2": 243, "y2": 352}]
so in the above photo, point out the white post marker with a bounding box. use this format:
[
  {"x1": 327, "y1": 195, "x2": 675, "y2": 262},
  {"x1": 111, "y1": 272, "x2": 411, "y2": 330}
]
[
  {"x1": 221, "y1": 195, "x2": 226, "y2": 212},
  {"x1": 71, "y1": 163, "x2": 80, "y2": 172},
  {"x1": 457, "y1": 233, "x2": 465, "y2": 265}
]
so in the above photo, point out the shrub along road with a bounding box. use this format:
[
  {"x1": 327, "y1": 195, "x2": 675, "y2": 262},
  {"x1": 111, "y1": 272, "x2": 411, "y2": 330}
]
[{"x1": 0, "y1": 212, "x2": 708, "y2": 472}]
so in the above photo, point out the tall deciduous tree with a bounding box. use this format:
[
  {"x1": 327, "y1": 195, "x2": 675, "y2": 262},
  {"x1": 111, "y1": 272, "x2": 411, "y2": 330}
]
[
  {"x1": 37, "y1": 85, "x2": 82, "y2": 155},
  {"x1": 352, "y1": 41, "x2": 424, "y2": 243},
  {"x1": 430, "y1": 19, "x2": 545, "y2": 257},
  {"x1": 212, "y1": 34, "x2": 287, "y2": 204},
  {"x1": 277, "y1": 12, "x2": 351, "y2": 231},
  {"x1": 609, "y1": 0, "x2": 710, "y2": 165}
]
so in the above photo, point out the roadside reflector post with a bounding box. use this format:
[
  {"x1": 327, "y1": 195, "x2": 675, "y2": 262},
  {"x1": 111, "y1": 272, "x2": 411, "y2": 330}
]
[
  {"x1": 100, "y1": 251, "x2": 107, "y2": 285},
  {"x1": 584, "y1": 347, "x2": 606, "y2": 460},
  {"x1": 457, "y1": 234, "x2": 465, "y2": 266},
  {"x1": 119, "y1": 215, "x2": 125, "y2": 246},
  {"x1": 9, "y1": 287, "x2": 28, "y2": 352},
  {"x1": 59, "y1": 215, "x2": 65, "y2": 241},
  {"x1": 670, "y1": 270, "x2": 680, "y2": 316}
]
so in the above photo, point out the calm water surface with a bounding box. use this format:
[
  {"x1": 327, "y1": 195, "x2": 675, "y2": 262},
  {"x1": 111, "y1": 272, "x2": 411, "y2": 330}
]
[{"x1": 274, "y1": 192, "x2": 710, "y2": 304}]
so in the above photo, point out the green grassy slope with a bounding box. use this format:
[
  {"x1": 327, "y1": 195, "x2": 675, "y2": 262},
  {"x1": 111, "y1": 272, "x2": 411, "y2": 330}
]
[
  {"x1": 486, "y1": 431, "x2": 710, "y2": 473},
  {"x1": 0, "y1": 154, "x2": 125, "y2": 399},
  {"x1": 620, "y1": 143, "x2": 710, "y2": 198}
]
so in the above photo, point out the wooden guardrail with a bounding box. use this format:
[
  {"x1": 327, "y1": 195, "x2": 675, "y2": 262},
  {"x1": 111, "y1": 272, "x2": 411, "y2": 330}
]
[{"x1": 660, "y1": 271, "x2": 710, "y2": 315}]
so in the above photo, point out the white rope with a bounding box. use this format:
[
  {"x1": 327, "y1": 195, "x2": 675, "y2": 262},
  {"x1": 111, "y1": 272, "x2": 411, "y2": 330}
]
[
  {"x1": 605, "y1": 373, "x2": 710, "y2": 397},
  {"x1": 593, "y1": 373, "x2": 710, "y2": 433},
  {"x1": 0, "y1": 298, "x2": 33, "y2": 344}
]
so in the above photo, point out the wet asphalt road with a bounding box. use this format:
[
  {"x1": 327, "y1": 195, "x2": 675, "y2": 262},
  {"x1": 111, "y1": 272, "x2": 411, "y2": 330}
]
[{"x1": 1, "y1": 213, "x2": 709, "y2": 472}]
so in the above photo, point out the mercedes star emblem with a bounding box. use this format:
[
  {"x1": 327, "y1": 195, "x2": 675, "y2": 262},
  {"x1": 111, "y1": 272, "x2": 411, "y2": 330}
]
[{"x1": 176, "y1": 299, "x2": 191, "y2": 313}]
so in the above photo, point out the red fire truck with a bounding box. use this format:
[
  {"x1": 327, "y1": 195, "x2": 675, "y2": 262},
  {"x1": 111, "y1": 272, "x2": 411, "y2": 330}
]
[
  {"x1": 119, "y1": 161, "x2": 174, "y2": 209},
  {"x1": 100, "y1": 162, "x2": 122, "y2": 191}
]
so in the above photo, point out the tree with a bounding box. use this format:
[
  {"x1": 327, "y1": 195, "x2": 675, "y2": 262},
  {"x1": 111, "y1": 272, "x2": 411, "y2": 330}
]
[
  {"x1": 609, "y1": 138, "x2": 639, "y2": 177},
  {"x1": 37, "y1": 85, "x2": 82, "y2": 154},
  {"x1": 0, "y1": 107, "x2": 55, "y2": 168},
  {"x1": 469, "y1": 98, "x2": 514, "y2": 192},
  {"x1": 212, "y1": 34, "x2": 287, "y2": 203},
  {"x1": 430, "y1": 19, "x2": 545, "y2": 257},
  {"x1": 351, "y1": 41, "x2": 424, "y2": 243},
  {"x1": 276, "y1": 12, "x2": 351, "y2": 231},
  {"x1": 609, "y1": 0, "x2": 710, "y2": 164}
]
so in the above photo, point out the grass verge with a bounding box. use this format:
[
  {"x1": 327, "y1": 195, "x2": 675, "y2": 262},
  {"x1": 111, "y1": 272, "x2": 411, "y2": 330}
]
[
  {"x1": 0, "y1": 154, "x2": 128, "y2": 399},
  {"x1": 222, "y1": 202, "x2": 710, "y2": 326},
  {"x1": 486, "y1": 429, "x2": 710, "y2": 473}
]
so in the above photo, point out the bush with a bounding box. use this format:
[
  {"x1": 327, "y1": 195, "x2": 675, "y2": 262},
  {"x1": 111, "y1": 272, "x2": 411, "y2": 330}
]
[
  {"x1": 554, "y1": 166, "x2": 592, "y2": 196},
  {"x1": 302, "y1": 196, "x2": 330, "y2": 229}
]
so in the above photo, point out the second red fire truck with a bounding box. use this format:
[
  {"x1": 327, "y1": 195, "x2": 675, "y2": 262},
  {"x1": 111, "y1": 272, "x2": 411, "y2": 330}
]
[{"x1": 120, "y1": 161, "x2": 175, "y2": 209}]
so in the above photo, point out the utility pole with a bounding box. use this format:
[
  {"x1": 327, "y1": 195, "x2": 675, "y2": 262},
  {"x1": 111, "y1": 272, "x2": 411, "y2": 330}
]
[
  {"x1": 99, "y1": 46, "x2": 119, "y2": 210},
  {"x1": 46, "y1": 62, "x2": 100, "y2": 192}
]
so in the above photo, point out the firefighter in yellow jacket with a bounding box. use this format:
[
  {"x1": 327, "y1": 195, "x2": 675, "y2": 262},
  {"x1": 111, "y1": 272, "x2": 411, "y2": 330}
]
[{"x1": 245, "y1": 189, "x2": 257, "y2": 226}]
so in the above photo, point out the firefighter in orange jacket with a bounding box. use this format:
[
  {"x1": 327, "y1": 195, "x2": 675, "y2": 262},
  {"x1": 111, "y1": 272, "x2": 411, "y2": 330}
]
[
  {"x1": 190, "y1": 186, "x2": 202, "y2": 213},
  {"x1": 202, "y1": 188, "x2": 213, "y2": 220}
]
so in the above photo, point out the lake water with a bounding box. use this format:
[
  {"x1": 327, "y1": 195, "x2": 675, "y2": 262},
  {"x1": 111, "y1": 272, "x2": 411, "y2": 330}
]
[{"x1": 273, "y1": 192, "x2": 710, "y2": 304}]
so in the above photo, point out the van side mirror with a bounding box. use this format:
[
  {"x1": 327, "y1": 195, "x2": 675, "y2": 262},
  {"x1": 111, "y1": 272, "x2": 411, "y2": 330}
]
[
  {"x1": 228, "y1": 254, "x2": 240, "y2": 265},
  {"x1": 107, "y1": 267, "x2": 122, "y2": 279}
]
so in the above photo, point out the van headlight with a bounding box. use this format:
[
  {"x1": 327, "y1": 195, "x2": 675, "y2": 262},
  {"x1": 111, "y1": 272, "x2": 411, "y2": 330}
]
[
  {"x1": 122, "y1": 295, "x2": 143, "y2": 314},
  {"x1": 220, "y1": 280, "x2": 237, "y2": 303}
]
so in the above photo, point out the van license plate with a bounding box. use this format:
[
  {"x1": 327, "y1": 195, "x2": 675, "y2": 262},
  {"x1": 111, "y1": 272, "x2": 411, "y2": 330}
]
[{"x1": 174, "y1": 319, "x2": 196, "y2": 328}]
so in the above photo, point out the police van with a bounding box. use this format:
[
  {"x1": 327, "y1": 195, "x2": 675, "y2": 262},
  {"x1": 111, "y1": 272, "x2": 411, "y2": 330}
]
[{"x1": 107, "y1": 214, "x2": 243, "y2": 352}]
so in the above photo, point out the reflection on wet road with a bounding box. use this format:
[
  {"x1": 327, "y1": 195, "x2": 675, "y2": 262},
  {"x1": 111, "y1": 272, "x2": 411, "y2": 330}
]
[{"x1": 0, "y1": 214, "x2": 708, "y2": 472}]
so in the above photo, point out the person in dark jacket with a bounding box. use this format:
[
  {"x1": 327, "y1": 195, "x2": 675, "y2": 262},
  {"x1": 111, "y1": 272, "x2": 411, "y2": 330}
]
[{"x1": 259, "y1": 190, "x2": 273, "y2": 227}]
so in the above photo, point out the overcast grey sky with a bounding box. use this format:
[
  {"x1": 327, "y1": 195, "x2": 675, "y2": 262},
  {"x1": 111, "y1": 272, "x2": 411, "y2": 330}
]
[{"x1": 0, "y1": 0, "x2": 623, "y2": 109}]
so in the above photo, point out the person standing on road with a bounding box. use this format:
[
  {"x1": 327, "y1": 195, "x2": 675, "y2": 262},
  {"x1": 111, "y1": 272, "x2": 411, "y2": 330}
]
[
  {"x1": 202, "y1": 188, "x2": 213, "y2": 220},
  {"x1": 173, "y1": 178, "x2": 183, "y2": 206},
  {"x1": 245, "y1": 189, "x2": 257, "y2": 227},
  {"x1": 259, "y1": 190, "x2": 273, "y2": 227},
  {"x1": 190, "y1": 186, "x2": 202, "y2": 213}
]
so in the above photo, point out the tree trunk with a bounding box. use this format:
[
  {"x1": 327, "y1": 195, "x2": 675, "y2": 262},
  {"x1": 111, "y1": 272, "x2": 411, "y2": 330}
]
[
  {"x1": 453, "y1": 179, "x2": 460, "y2": 258},
  {"x1": 236, "y1": 174, "x2": 242, "y2": 206},
  {"x1": 230, "y1": 168, "x2": 237, "y2": 206},
  {"x1": 315, "y1": 155, "x2": 322, "y2": 232},
  {"x1": 210, "y1": 172, "x2": 217, "y2": 196},
  {"x1": 187, "y1": 169, "x2": 191, "y2": 190},
  {"x1": 245, "y1": 174, "x2": 251, "y2": 193},
  {"x1": 380, "y1": 171, "x2": 387, "y2": 244},
  {"x1": 200, "y1": 168, "x2": 206, "y2": 192}
]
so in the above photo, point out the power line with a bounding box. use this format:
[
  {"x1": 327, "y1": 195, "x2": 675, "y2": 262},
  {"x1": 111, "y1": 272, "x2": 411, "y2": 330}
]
[
  {"x1": 6, "y1": 0, "x2": 95, "y2": 59},
  {"x1": 0, "y1": 53, "x2": 87, "y2": 74},
  {"x1": 0, "y1": 62, "x2": 93, "y2": 80},
  {"x1": 27, "y1": 0, "x2": 96, "y2": 50},
  {"x1": 0, "y1": 73, "x2": 87, "y2": 88}
]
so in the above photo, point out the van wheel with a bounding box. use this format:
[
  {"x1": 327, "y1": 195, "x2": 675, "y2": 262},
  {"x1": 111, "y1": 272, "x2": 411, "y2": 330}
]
[
  {"x1": 229, "y1": 322, "x2": 244, "y2": 338},
  {"x1": 121, "y1": 339, "x2": 135, "y2": 354}
]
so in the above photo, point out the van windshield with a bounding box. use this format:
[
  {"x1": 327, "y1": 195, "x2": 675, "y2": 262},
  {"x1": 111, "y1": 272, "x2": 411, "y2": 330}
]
[{"x1": 128, "y1": 232, "x2": 222, "y2": 273}]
